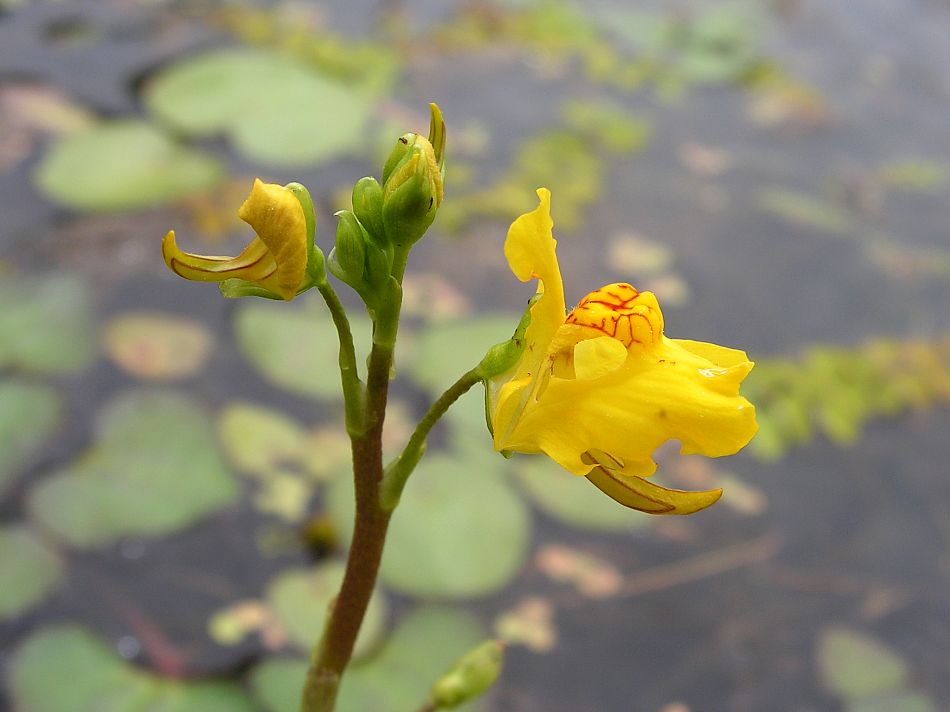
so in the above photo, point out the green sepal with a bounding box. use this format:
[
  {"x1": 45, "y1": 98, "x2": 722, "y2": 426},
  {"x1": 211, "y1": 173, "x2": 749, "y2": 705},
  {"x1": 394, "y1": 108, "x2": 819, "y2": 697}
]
[{"x1": 285, "y1": 181, "x2": 326, "y2": 286}]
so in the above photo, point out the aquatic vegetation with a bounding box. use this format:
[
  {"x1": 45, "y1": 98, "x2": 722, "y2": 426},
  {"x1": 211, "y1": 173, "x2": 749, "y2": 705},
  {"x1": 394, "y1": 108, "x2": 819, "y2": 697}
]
[
  {"x1": 441, "y1": 100, "x2": 651, "y2": 233},
  {"x1": 747, "y1": 336, "x2": 950, "y2": 460}
]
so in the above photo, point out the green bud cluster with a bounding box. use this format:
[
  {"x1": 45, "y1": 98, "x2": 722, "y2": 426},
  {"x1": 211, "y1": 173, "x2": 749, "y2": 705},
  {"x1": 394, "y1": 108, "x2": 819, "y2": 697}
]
[
  {"x1": 428, "y1": 639, "x2": 505, "y2": 709},
  {"x1": 328, "y1": 177, "x2": 394, "y2": 305}
]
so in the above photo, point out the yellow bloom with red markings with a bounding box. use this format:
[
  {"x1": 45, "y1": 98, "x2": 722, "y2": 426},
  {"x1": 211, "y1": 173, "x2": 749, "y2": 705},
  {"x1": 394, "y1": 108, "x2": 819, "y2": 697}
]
[
  {"x1": 488, "y1": 188, "x2": 758, "y2": 514},
  {"x1": 162, "y1": 179, "x2": 311, "y2": 300}
]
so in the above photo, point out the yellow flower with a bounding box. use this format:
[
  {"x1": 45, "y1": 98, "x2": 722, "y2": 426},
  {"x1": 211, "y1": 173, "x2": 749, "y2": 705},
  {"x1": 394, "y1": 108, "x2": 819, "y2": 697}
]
[
  {"x1": 162, "y1": 179, "x2": 310, "y2": 300},
  {"x1": 489, "y1": 189, "x2": 758, "y2": 514}
]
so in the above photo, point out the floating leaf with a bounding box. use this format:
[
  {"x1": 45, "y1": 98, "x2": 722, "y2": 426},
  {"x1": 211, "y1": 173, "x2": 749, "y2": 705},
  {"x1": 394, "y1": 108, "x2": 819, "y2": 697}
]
[
  {"x1": 0, "y1": 274, "x2": 95, "y2": 374},
  {"x1": 536, "y1": 544, "x2": 622, "y2": 598},
  {"x1": 235, "y1": 299, "x2": 372, "y2": 399},
  {"x1": 606, "y1": 232, "x2": 674, "y2": 276},
  {"x1": 29, "y1": 390, "x2": 238, "y2": 548},
  {"x1": 102, "y1": 312, "x2": 213, "y2": 381},
  {"x1": 34, "y1": 120, "x2": 222, "y2": 212},
  {"x1": 758, "y1": 188, "x2": 855, "y2": 236},
  {"x1": 816, "y1": 626, "x2": 909, "y2": 700},
  {"x1": 494, "y1": 597, "x2": 557, "y2": 653},
  {"x1": 516, "y1": 457, "x2": 651, "y2": 532},
  {"x1": 144, "y1": 49, "x2": 371, "y2": 167},
  {"x1": 0, "y1": 525, "x2": 63, "y2": 619},
  {"x1": 0, "y1": 380, "x2": 60, "y2": 493},
  {"x1": 329, "y1": 455, "x2": 531, "y2": 599},
  {"x1": 9, "y1": 625, "x2": 255, "y2": 712},
  {"x1": 218, "y1": 402, "x2": 307, "y2": 477},
  {"x1": 407, "y1": 315, "x2": 519, "y2": 395},
  {"x1": 251, "y1": 607, "x2": 486, "y2": 712},
  {"x1": 847, "y1": 691, "x2": 937, "y2": 712},
  {"x1": 267, "y1": 561, "x2": 387, "y2": 659},
  {"x1": 253, "y1": 472, "x2": 312, "y2": 522},
  {"x1": 877, "y1": 160, "x2": 950, "y2": 192}
]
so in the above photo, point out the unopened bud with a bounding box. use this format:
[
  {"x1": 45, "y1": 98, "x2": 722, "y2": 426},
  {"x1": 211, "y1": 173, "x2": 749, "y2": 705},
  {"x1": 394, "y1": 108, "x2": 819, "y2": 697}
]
[
  {"x1": 380, "y1": 104, "x2": 446, "y2": 249},
  {"x1": 352, "y1": 176, "x2": 386, "y2": 245},
  {"x1": 428, "y1": 640, "x2": 505, "y2": 709},
  {"x1": 329, "y1": 210, "x2": 368, "y2": 287}
]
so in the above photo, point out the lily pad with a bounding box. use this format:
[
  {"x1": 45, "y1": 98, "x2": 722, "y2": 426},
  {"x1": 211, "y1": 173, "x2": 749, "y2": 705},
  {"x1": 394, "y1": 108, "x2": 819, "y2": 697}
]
[
  {"x1": 0, "y1": 274, "x2": 95, "y2": 374},
  {"x1": 218, "y1": 402, "x2": 307, "y2": 477},
  {"x1": 29, "y1": 390, "x2": 238, "y2": 548},
  {"x1": 816, "y1": 625, "x2": 909, "y2": 700},
  {"x1": 0, "y1": 525, "x2": 63, "y2": 619},
  {"x1": 234, "y1": 299, "x2": 372, "y2": 400},
  {"x1": 102, "y1": 312, "x2": 213, "y2": 381},
  {"x1": 847, "y1": 691, "x2": 937, "y2": 712},
  {"x1": 758, "y1": 188, "x2": 855, "y2": 236},
  {"x1": 329, "y1": 454, "x2": 531, "y2": 598},
  {"x1": 8, "y1": 624, "x2": 255, "y2": 712},
  {"x1": 516, "y1": 457, "x2": 651, "y2": 532},
  {"x1": 266, "y1": 560, "x2": 387, "y2": 659},
  {"x1": 34, "y1": 120, "x2": 222, "y2": 212},
  {"x1": 406, "y1": 315, "x2": 520, "y2": 395},
  {"x1": 144, "y1": 49, "x2": 371, "y2": 167},
  {"x1": 251, "y1": 606, "x2": 487, "y2": 712},
  {"x1": 0, "y1": 380, "x2": 61, "y2": 493}
]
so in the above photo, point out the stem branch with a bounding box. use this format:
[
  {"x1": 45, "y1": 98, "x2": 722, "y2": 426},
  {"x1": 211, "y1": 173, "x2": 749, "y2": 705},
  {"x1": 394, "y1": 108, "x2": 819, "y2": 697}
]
[
  {"x1": 317, "y1": 281, "x2": 365, "y2": 436},
  {"x1": 380, "y1": 367, "x2": 483, "y2": 510}
]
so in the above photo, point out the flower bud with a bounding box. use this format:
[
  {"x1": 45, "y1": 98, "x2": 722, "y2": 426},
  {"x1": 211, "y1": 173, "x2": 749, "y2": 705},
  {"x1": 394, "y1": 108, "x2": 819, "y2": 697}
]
[
  {"x1": 428, "y1": 640, "x2": 505, "y2": 709},
  {"x1": 381, "y1": 103, "x2": 446, "y2": 249},
  {"x1": 329, "y1": 210, "x2": 368, "y2": 288},
  {"x1": 352, "y1": 176, "x2": 386, "y2": 245}
]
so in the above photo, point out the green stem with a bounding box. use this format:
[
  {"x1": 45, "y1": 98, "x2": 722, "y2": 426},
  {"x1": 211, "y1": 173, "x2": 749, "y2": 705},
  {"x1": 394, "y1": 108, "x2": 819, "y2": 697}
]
[
  {"x1": 317, "y1": 281, "x2": 366, "y2": 437},
  {"x1": 299, "y1": 329, "x2": 400, "y2": 712},
  {"x1": 380, "y1": 367, "x2": 483, "y2": 510}
]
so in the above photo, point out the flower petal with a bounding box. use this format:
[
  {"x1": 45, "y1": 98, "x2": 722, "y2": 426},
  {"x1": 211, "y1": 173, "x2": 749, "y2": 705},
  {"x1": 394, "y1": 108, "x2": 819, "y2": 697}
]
[
  {"x1": 586, "y1": 464, "x2": 722, "y2": 514},
  {"x1": 238, "y1": 179, "x2": 308, "y2": 299},
  {"x1": 162, "y1": 231, "x2": 277, "y2": 283},
  {"x1": 492, "y1": 189, "x2": 568, "y2": 447},
  {"x1": 499, "y1": 337, "x2": 757, "y2": 477}
]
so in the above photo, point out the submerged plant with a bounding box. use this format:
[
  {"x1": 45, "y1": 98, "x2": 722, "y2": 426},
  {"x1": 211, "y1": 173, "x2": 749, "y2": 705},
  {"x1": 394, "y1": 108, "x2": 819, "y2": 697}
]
[{"x1": 162, "y1": 104, "x2": 757, "y2": 712}]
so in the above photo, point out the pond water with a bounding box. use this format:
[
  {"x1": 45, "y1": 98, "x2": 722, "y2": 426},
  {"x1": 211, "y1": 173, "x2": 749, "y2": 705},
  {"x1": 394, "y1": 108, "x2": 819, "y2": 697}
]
[{"x1": 1, "y1": 1, "x2": 949, "y2": 711}]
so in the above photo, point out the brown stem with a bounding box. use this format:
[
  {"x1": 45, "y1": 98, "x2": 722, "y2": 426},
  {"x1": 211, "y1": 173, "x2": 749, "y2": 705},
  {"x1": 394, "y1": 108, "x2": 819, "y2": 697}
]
[{"x1": 299, "y1": 343, "x2": 396, "y2": 712}]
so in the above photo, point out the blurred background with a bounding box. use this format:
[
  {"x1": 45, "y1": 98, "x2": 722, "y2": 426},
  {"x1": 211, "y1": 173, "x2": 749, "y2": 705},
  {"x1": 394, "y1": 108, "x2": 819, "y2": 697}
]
[{"x1": 1, "y1": 1, "x2": 949, "y2": 711}]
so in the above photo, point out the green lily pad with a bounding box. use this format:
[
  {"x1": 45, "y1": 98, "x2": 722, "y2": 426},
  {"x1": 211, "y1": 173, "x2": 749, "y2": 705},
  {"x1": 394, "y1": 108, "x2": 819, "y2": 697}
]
[
  {"x1": 328, "y1": 455, "x2": 531, "y2": 599},
  {"x1": 218, "y1": 402, "x2": 307, "y2": 477},
  {"x1": 234, "y1": 299, "x2": 372, "y2": 400},
  {"x1": 0, "y1": 525, "x2": 63, "y2": 619},
  {"x1": 406, "y1": 315, "x2": 520, "y2": 395},
  {"x1": 0, "y1": 275, "x2": 95, "y2": 374},
  {"x1": 144, "y1": 49, "x2": 371, "y2": 167},
  {"x1": 0, "y1": 380, "x2": 61, "y2": 493},
  {"x1": 816, "y1": 625, "x2": 909, "y2": 700},
  {"x1": 758, "y1": 188, "x2": 855, "y2": 236},
  {"x1": 29, "y1": 390, "x2": 238, "y2": 548},
  {"x1": 251, "y1": 607, "x2": 487, "y2": 712},
  {"x1": 267, "y1": 560, "x2": 387, "y2": 659},
  {"x1": 34, "y1": 120, "x2": 222, "y2": 212},
  {"x1": 8, "y1": 624, "x2": 255, "y2": 712},
  {"x1": 102, "y1": 313, "x2": 213, "y2": 381},
  {"x1": 516, "y1": 457, "x2": 652, "y2": 532},
  {"x1": 847, "y1": 691, "x2": 937, "y2": 712}
]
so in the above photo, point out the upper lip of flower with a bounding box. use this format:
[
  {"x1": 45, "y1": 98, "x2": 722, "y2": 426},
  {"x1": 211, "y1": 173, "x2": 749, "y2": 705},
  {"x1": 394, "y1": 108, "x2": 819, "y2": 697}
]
[{"x1": 487, "y1": 188, "x2": 758, "y2": 514}]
